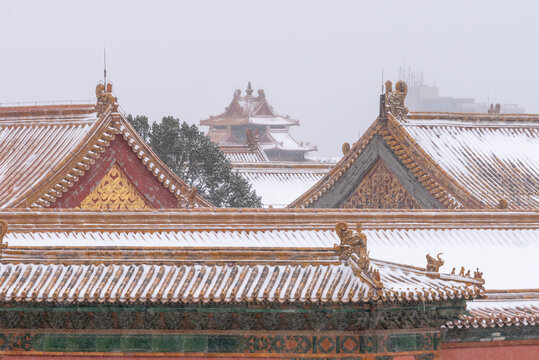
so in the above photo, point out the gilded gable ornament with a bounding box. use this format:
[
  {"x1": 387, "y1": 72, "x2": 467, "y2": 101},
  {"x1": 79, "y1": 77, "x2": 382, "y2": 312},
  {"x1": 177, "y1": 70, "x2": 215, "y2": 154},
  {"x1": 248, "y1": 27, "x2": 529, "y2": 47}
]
[
  {"x1": 343, "y1": 160, "x2": 420, "y2": 209},
  {"x1": 96, "y1": 82, "x2": 118, "y2": 117},
  {"x1": 385, "y1": 80, "x2": 408, "y2": 118},
  {"x1": 80, "y1": 164, "x2": 151, "y2": 210}
]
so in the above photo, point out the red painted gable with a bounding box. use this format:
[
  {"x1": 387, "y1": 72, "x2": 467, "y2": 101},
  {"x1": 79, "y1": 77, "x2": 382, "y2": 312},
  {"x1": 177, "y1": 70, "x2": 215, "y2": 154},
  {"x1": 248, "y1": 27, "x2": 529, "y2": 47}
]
[{"x1": 49, "y1": 136, "x2": 179, "y2": 209}]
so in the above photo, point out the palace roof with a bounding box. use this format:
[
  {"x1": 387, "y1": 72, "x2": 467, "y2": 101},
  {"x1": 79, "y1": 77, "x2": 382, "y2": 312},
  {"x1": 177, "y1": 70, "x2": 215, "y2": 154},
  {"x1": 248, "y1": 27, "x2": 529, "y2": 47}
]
[
  {"x1": 0, "y1": 90, "x2": 210, "y2": 209},
  {"x1": 1, "y1": 209, "x2": 538, "y2": 305},
  {"x1": 0, "y1": 209, "x2": 506, "y2": 305},
  {"x1": 448, "y1": 289, "x2": 539, "y2": 329},
  {"x1": 200, "y1": 83, "x2": 299, "y2": 127},
  {"x1": 232, "y1": 162, "x2": 334, "y2": 207},
  {"x1": 290, "y1": 90, "x2": 539, "y2": 210}
]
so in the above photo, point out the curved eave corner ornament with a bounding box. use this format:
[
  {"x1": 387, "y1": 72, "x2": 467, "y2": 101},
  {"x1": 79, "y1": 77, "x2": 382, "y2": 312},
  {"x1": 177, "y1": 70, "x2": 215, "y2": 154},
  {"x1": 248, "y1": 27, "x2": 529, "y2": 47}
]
[
  {"x1": 0, "y1": 220, "x2": 8, "y2": 258},
  {"x1": 334, "y1": 222, "x2": 383, "y2": 289},
  {"x1": 383, "y1": 80, "x2": 409, "y2": 119},
  {"x1": 96, "y1": 82, "x2": 119, "y2": 117},
  {"x1": 426, "y1": 253, "x2": 444, "y2": 272}
]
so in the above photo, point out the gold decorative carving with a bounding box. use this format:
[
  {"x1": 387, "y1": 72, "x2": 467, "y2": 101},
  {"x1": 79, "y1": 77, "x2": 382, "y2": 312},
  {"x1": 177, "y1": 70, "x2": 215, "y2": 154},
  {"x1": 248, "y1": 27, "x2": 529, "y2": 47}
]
[
  {"x1": 245, "y1": 128, "x2": 260, "y2": 150},
  {"x1": 426, "y1": 253, "x2": 444, "y2": 272},
  {"x1": 385, "y1": 80, "x2": 408, "y2": 118},
  {"x1": 343, "y1": 159, "x2": 420, "y2": 209},
  {"x1": 96, "y1": 82, "x2": 118, "y2": 117},
  {"x1": 80, "y1": 164, "x2": 151, "y2": 210},
  {"x1": 342, "y1": 142, "x2": 350, "y2": 155},
  {"x1": 334, "y1": 222, "x2": 383, "y2": 289}
]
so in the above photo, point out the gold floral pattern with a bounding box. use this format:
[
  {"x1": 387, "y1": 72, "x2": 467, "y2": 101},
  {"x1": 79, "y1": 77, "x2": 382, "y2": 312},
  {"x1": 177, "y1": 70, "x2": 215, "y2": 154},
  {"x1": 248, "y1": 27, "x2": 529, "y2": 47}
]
[
  {"x1": 80, "y1": 164, "x2": 150, "y2": 210},
  {"x1": 343, "y1": 159, "x2": 420, "y2": 209}
]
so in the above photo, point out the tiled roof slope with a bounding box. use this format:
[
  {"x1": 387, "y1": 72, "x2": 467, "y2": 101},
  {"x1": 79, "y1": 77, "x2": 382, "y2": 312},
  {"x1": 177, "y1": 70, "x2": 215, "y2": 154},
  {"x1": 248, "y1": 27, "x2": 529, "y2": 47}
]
[
  {"x1": 0, "y1": 209, "x2": 497, "y2": 304},
  {"x1": 291, "y1": 111, "x2": 539, "y2": 210},
  {"x1": 447, "y1": 289, "x2": 539, "y2": 329},
  {"x1": 0, "y1": 101, "x2": 211, "y2": 209},
  {"x1": 232, "y1": 162, "x2": 334, "y2": 208},
  {"x1": 402, "y1": 113, "x2": 539, "y2": 209},
  {"x1": 0, "y1": 260, "x2": 482, "y2": 304},
  {"x1": 0, "y1": 209, "x2": 536, "y2": 290},
  {"x1": 221, "y1": 144, "x2": 270, "y2": 163},
  {"x1": 0, "y1": 105, "x2": 96, "y2": 208}
]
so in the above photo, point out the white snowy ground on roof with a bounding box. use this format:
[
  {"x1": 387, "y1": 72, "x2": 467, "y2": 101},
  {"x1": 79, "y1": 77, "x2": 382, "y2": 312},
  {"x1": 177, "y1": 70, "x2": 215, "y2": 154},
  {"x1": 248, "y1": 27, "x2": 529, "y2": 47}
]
[
  {"x1": 5, "y1": 228, "x2": 538, "y2": 290},
  {"x1": 237, "y1": 171, "x2": 326, "y2": 208},
  {"x1": 403, "y1": 122, "x2": 539, "y2": 208}
]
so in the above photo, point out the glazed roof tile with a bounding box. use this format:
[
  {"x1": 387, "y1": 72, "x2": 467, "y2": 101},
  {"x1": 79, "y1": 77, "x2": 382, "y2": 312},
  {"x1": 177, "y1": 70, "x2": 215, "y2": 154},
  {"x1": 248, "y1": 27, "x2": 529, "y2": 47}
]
[
  {"x1": 0, "y1": 209, "x2": 536, "y2": 290},
  {"x1": 402, "y1": 113, "x2": 539, "y2": 209},
  {"x1": 0, "y1": 105, "x2": 96, "y2": 208},
  {"x1": 0, "y1": 103, "x2": 210, "y2": 208},
  {"x1": 291, "y1": 112, "x2": 539, "y2": 209},
  {"x1": 0, "y1": 261, "x2": 482, "y2": 305},
  {"x1": 233, "y1": 163, "x2": 333, "y2": 208},
  {"x1": 447, "y1": 290, "x2": 539, "y2": 329}
]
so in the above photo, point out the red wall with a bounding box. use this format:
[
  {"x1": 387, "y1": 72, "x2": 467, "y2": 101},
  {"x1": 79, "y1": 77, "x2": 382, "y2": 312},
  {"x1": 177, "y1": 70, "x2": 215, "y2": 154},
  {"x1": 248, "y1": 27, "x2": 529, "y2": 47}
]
[
  {"x1": 50, "y1": 137, "x2": 179, "y2": 209},
  {"x1": 442, "y1": 343, "x2": 539, "y2": 360}
]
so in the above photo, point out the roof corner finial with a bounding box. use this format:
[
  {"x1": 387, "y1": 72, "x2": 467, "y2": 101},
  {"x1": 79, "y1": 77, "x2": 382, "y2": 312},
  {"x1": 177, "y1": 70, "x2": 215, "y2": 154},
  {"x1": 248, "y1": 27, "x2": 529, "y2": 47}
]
[
  {"x1": 426, "y1": 253, "x2": 444, "y2": 272},
  {"x1": 246, "y1": 81, "x2": 253, "y2": 96},
  {"x1": 384, "y1": 80, "x2": 409, "y2": 119},
  {"x1": 96, "y1": 80, "x2": 118, "y2": 117},
  {"x1": 257, "y1": 89, "x2": 265, "y2": 99},
  {"x1": 334, "y1": 222, "x2": 383, "y2": 289}
]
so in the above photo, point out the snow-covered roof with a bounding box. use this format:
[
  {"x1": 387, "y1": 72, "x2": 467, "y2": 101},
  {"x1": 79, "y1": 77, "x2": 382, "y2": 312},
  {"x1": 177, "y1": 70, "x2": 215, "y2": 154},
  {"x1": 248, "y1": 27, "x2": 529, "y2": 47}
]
[
  {"x1": 200, "y1": 83, "x2": 299, "y2": 127},
  {"x1": 0, "y1": 101, "x2": 210, "y2": 209},
  {"x1": 221, "y1": 144, "x2": 269, "y2": 163},
  {"x1": 448, "y1": 290, "x2": 539, "y2": 329},
  {"x1": 0, "y1": 209, "x2": 496, "y2": 304},
  {"x1": 232, "y1": 162, "x2": 333, "y2": 207},
  {"x1": 401, "y1": 113, "x2": 539, "y2": 209},
  {"x1": 261, "y1": 130, "x2": 317, "y2": 152},
  {"x1": 1, "y1": 209, "x2": 537, "y2": 290},
  {"x1": 292, "y1": 110, "x2": 539, "y2": 210},
  {"x1": 0, "y1": 105, "x2": 97, "y2": 208}
]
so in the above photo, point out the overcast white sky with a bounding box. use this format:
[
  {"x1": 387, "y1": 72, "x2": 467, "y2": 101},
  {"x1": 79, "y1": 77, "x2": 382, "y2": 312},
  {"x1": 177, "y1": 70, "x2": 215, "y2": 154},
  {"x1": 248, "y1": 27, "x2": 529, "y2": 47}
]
[{"x1": 1, "y1": 1, "x2": 538, "y2": 156}]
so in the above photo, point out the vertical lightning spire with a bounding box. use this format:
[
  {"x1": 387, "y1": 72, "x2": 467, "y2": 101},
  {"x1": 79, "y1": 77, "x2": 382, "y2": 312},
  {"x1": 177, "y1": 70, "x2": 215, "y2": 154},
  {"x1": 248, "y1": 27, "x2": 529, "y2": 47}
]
[
  {"x1": 104, "y1": 47, "x2": 107, "y2": 86},
  {"x1": 381, "y1": 68, "x2": 384, "y2": 93}
]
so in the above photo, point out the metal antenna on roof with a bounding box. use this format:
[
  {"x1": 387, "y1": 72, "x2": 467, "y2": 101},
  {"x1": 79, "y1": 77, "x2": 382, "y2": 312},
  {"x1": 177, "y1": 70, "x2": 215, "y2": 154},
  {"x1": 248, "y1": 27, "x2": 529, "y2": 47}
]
[
  {"x1": 381, "y1": 68, "x2": 384, "y2": 93},
  {"x1": 104, "y1": 47, "x2": 107, "y2": 86}
]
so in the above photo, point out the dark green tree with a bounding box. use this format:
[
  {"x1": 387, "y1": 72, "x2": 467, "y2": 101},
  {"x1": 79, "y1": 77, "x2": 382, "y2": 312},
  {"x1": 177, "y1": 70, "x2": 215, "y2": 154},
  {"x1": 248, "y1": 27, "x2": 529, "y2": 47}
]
[{"x1": 127, "y1": 115, "x2": 262, "y2": 208}]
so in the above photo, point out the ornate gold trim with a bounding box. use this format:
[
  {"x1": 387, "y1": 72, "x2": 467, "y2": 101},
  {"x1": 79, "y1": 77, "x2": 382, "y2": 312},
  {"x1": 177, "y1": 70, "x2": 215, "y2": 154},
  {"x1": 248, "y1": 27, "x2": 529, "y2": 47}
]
[{"x1": 80, "y1": 164, "x2": 151, "y2": 210}]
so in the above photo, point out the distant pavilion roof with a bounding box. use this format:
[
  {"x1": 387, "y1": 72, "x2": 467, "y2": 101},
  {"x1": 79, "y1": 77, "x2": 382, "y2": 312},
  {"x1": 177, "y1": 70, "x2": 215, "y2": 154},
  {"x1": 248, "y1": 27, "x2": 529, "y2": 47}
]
[{"x1": 200, "y1": 82, "x2": 299, "y2": 127}]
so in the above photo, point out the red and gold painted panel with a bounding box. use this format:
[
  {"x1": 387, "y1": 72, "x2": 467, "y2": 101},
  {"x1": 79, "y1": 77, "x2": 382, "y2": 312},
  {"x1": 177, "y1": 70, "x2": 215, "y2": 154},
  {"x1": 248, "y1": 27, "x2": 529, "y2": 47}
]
[
  {"x1": 343, "y1": 159, "x2": 420, "y2": 209},
  {"x1": 49, "y1": 137, "x2": 179, "y2": 209},
  {"x1": 80, "y1": 164, "x2": 150, "y2": 210}
]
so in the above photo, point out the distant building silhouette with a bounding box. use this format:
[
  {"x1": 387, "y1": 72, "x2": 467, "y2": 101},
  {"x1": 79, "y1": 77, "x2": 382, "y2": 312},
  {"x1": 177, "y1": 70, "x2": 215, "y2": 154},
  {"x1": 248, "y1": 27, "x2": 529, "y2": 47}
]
[{"x1": 400, "y1": 69, "x2": 525, "y2": 113}]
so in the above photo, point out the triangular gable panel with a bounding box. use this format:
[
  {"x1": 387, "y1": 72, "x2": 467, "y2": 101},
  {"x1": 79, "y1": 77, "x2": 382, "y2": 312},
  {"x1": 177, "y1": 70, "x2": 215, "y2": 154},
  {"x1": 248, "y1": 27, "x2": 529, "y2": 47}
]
[
  {"x1": 49, "y1": 136, "x2": 180, "y2": 209},
  {"x1": 343, "y1": 159, "x2": 420, "y2": 209},
  {"x1": 224, "y1": 99, "x2": 245, "y2": 117},
  {"x1": 80, "y1": 163, "x2": 151, "y2": 210},
  {"x1": 301, "y1": 133, "x2": 446, "y2": 209},
  {"x1": 254, "y1": 100, "x2": 274, "y2": 117}
]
